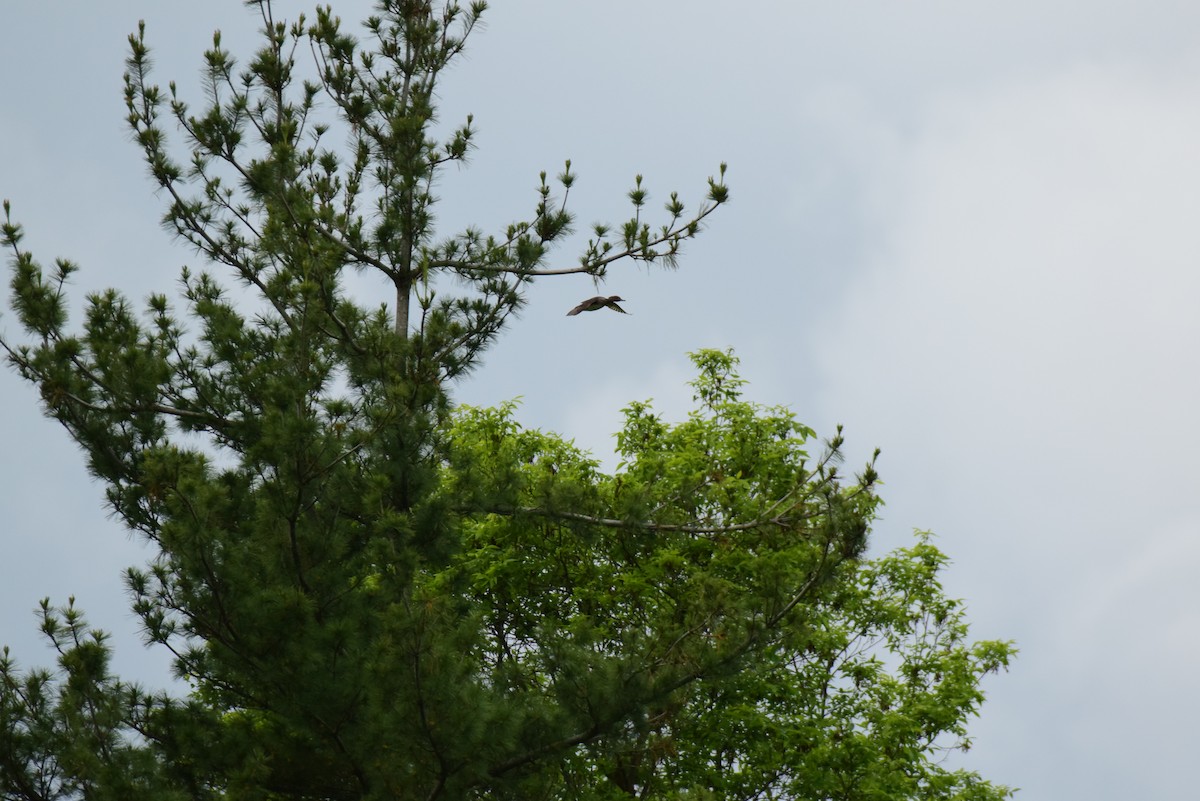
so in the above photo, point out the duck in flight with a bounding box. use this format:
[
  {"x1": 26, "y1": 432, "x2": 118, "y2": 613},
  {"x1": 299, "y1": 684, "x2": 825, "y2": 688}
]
[{"x1": 566, "y1": 295, "x2": 629, "y2": 316}]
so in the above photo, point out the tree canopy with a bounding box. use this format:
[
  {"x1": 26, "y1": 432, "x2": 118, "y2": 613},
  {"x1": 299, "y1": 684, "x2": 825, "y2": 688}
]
[{"x1": 0, "y1": 2, "x2": 1014, "y2": 799}]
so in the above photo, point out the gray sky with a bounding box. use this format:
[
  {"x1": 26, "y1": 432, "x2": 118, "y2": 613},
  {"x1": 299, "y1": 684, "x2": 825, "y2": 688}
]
[{"x1": 3, "y1": 3, "x2": 1199, "y2": 798}]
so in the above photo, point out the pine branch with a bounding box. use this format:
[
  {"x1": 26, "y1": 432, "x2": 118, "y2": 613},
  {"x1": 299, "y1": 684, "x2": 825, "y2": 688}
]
[
  {"x1": 459, "y1": 503, "x2": 820, "y2": 535},
  {"x1": 430, "y1": 194, "x2": 726, "y2": 279}
]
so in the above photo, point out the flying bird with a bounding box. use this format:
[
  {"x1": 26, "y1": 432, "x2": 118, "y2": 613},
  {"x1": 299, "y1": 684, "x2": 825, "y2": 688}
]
[{"x1": 566, "y1": 295, "x2": 629, "y2": 316}]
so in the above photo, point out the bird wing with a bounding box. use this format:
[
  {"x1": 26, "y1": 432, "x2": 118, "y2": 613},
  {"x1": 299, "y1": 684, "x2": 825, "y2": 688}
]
[{"x1": 567, "y1": 296, "x2": 602, "y2": 316}]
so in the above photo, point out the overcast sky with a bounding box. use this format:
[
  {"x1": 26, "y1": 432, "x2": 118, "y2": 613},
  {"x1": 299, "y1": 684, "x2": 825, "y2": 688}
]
[{"x1": 3, "y1": 3, "x2": 1199, "y2": 799}]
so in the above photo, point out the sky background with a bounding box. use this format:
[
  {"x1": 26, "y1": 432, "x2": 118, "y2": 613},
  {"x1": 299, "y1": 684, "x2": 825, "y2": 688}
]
[{"x1": 2, "y1": 2, "x2": 1199, "y2": 798}]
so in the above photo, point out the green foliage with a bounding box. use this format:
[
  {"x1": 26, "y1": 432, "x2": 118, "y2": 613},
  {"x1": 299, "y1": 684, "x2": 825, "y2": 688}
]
[
  {"x1": 0, "y1": 2, "x2": 1013, "y2": 800},
  {"x1": 434, "y1": 354, "x2": 1013, "y2": 800}
]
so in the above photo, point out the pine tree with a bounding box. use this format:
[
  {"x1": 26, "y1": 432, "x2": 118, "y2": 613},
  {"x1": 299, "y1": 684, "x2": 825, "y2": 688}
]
[{"x1": 0, "y1": 3, "x2": 1014, "y2": 799}]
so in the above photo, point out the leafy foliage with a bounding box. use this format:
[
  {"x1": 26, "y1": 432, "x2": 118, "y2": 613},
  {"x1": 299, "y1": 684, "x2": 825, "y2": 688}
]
[{"x1": 0, "y1": 2, "x2": 1013, "y2": 800}]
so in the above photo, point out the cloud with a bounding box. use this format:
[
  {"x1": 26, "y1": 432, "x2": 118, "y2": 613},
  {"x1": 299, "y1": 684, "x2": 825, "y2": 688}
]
[{"x1": 809, "y1": 63, "x2": 1200, "y2": 799}]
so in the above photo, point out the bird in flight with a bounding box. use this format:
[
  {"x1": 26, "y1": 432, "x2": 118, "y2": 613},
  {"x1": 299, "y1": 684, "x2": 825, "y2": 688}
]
[{"x1": 566, "y1": 295, "x2": 629, "y2": 316}]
